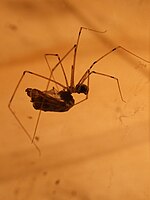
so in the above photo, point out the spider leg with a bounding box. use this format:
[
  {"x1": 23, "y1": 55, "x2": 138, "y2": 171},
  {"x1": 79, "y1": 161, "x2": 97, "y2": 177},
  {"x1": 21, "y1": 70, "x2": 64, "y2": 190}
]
[
  {"x1": 24, "y1": 70, "x2": 67, "y2": 89},
  {"x1": 45, "y1": 45, "x2": 76, "y2": 93},
  {"x1": 88, "y1": 45, "x2": 150, "y2": 71},
  {"x1": 44, "y1": 53, "x2": 69, "y2": 89},
  {"x1": 91, "y1": 71, "x2": 126, "y2": 102},
  {"x1": 78, "y1": 45, "x2": 150, "y2": 88},
  {"x1": 9, "y1": 104, "x2": 41, "y2": 155},
  {"x1": 8, "y1": 70, "x2": 67, "y2": 153},
  {"x1": 8, "y1": 72, "x2": 42, "y2": 155},
  {"x1": 71, "y1": 27, "x2": 106, "y2": 89},
  {"x1": 79, "y1": 70, "x2": 126, "y2": 103}
]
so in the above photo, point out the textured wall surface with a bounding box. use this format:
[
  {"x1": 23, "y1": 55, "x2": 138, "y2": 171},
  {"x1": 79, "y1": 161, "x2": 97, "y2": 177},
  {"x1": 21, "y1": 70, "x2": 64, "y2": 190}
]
[{"x1": 0, "y1": 0, "x2": 150, "y2": 199}]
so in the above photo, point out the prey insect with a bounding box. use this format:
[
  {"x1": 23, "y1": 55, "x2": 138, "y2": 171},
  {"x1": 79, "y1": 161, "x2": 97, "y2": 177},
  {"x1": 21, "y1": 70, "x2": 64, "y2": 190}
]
[{"x1": 8, "y1": 27, "x2": 150, "y2": 154}]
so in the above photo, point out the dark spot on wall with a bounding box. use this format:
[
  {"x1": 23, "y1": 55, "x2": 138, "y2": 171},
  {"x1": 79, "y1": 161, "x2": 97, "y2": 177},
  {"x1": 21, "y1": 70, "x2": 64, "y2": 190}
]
[
  {"x1": 8, "y1": 23, "x2": 18, "y2": 31},
  {"x1": 71, "y1": 190, "x2": 77, "y2": 196},
  {"x1": 55, "y1": 179, "x2": 60, "y2": 185},
  {"x1": 43, "y1": 171, "x2": 48, "y2": 176}
]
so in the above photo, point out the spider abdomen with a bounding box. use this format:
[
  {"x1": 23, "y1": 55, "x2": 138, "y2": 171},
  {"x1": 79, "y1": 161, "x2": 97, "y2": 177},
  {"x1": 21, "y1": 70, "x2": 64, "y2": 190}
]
[{"x1": 25, "y1": 88, "x2": 75, "y2": 112}]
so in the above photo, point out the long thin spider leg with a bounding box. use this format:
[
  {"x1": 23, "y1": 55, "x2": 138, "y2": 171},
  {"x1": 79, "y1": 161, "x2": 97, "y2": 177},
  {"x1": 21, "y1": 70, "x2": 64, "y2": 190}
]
[
  {"x1": 71, "y1": 27, "x2": 106, "y2": 89},
  {"x1": 78, "y1": 45, "x2": 150, "y2": 85},
  {"x1": 80, "y1": 70, "x2": 126, "y2": 103},
  {"x1": 45, "y1": 45, "x2": 76, "y2": 92},
  {"x1": 88, "y1": 46, "x2": 150, "y2": 71},
  {"x1": 44, "y1": 54, "x2": 60, "y2": 91},
  {"x1": 9, "y1": 106, "x2": 41, "y2": 155},
  {"x1": 8, "y1": 72, "x2": 42, "y2": 155},
  {"x1": 115, "y1": 46, "x2": 150, "y2": 63},
  {"x1": 78, "y1": 70, "x2": 89, "y2": 86},
  {"x1": 32, "y1": 109, "x2": 42, "y2": 143},
  {"x1": 24, "y1": 70, "x2": 67, "y2": 89},
  {"x1": 93, "y1": 71, "x2": 126, "y2": 102},
  {"x1": 44, "y1": 54, "x2": 69, "y2": 88}
]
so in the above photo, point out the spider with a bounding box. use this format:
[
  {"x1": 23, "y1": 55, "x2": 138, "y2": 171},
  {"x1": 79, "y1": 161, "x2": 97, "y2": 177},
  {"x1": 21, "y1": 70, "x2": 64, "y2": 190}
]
[{"x1": 8, "y1": 27, "x2": 150, "y2": 154}]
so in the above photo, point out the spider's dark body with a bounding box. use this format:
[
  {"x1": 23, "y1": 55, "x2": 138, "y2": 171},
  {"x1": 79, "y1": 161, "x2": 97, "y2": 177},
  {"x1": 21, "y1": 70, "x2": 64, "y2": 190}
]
[
  {"x1": 26, "y1": 88, "x2": 75, "y2": 112},
  {"x1": 25, "y1": 83, "x2": 89, "y2": 112}
]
